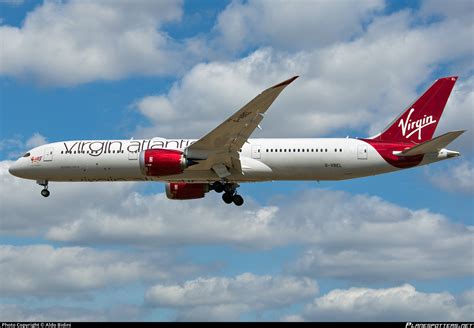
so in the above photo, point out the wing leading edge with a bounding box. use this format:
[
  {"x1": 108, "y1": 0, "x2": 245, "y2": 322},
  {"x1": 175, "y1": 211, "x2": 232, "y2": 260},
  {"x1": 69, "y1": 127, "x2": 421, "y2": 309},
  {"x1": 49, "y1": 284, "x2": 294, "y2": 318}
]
[{"x1": 184, "y1": 76, "x2": 298, "y2": 175}]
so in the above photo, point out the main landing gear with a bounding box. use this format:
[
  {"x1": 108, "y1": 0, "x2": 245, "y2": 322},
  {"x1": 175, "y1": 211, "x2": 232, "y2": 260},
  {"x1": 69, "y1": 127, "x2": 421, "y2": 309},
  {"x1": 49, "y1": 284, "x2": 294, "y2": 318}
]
[
  {"x1": 37, "y1": 180, "x2": 50, "y2": 197},
  {"x1": 210, "y1": 181, "x2": 244, "y2": 206}
]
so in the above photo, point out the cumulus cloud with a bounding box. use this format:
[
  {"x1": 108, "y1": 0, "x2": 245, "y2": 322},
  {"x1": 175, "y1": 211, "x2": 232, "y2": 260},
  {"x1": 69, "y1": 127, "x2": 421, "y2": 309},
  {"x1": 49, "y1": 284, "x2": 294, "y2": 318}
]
[
  {"x1": 0, "y1": 132, "x2": 48, "y2": 159},
  {"x1": 436, "y1": 76, "x2": 474, "y2": 154},
  {"x1": 134, "y1": 9, "x2": 473, "y2": 140},
  {"x1": 296, "y1": 284, "x2": 474, "y2": 321},
  {"x1": 0, "y1": 161, "x2": 138, "y2": 235},
  {"x1": 145, "y1": 273, "x2": 317, "y2": 321},
  {"x1": 0, "y1": 0, "x2": 186, "y2": 85},
  {"x1": 420, "y1": 0, "x2": 474, "y2": 22},
  {"x1": 426, "y1": 160, "x2": 474, "y2": 194},
  {"x1": 0, "y1": 244, "x2": 202, "y2": 297},
  {"x1": 0, "y1": 303, "x2": 144, "y2": 321},
  {"x1": 213, "y1": 0, "x2": 384, "y2": 52},
  {"x1": 25, "y1": 132, "x2": 48, "y2": 148},
  {"x1": 3, "y1": 156, "x2": 472, "y2": 280},
  {"x1": 49, "y1": 188, "x2": 474, "y2": 281},
  {"x1": 0, "y1": 138, "x2": 23, "y2": 158},
  {"x1": 1, "y1": 160, "x2": 472, "y2": 282}
]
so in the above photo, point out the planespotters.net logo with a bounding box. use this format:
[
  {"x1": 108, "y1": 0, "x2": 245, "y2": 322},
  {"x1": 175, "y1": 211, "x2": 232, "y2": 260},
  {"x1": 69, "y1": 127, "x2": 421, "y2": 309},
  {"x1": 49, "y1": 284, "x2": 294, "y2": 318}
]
[{"x1": 406, "y1": 323, "x2": 473, "y2": 328}]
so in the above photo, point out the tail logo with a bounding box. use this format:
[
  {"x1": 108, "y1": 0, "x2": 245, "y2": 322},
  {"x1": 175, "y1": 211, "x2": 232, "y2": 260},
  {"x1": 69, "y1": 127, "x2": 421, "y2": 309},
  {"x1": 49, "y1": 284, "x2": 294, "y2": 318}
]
[{"x1": 398, "y1": 108, "x2": 437, "y2": 141}]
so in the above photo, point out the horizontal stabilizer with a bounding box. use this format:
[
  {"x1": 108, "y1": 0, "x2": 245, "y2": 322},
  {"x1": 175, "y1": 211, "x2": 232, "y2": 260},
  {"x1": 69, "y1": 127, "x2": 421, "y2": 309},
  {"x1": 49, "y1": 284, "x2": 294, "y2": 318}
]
[{"x1": 397, "y1": 130, "x2": 465, "y2": 156}]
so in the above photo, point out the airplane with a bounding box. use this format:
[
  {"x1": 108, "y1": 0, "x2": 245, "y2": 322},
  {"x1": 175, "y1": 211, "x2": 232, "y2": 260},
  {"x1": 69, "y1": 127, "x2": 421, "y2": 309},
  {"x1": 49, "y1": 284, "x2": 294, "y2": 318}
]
[{"x1": 9, "y1": 76, "x2": 465, "y2": 206}]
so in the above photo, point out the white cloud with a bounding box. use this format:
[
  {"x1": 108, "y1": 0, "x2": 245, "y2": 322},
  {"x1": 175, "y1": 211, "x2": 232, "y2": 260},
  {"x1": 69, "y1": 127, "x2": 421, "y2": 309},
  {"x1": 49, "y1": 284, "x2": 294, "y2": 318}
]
[
  {"x1": 0, "y1": 160, "x2": 139, "y2": 235},
  {"x1": 0, "y1": 133, "x2": 48, "y2": 159},
  {"x1": 427, "y1": 160, "x2": 474, "y2": 194},
  {"x1": 2, "y1": 160, "x2": 472, "y2": 282},
  {"x1": 0, "y1": 137, "x2": 23, "y2": 154},
  {"x1": 299, "y1": 284, "x2": 474, "y2": 321},
  {"x1": 0, "y1": 303, "x2": 144, "y2": 321},
  {"x1": 0, "y1": 0, "x2": 186, "y2": 85},
  {"x1": 213, "y1": 0, "x2": 384, "y2": 52},
  {"x1": 145, "y1": 273, "x2": 317, "y2": 321},
  {"x1": 420, "y1": 0, "x2": 474, "y2": 22},
  {"x1": 0, "y1": 304, "x2": 106, "y2": 322},
  {"x1": 0, "y1": 244, "x2": 201, "y2": 297},
  {"x1": 436, "y1": 76, "x2": 474, "y2": 154},
  {"x1": 134, "y1": 10, "x2": 473, "y2": 140},
  {"x1": 25, "y1": 132, "x2": 47, "y2": 148}
]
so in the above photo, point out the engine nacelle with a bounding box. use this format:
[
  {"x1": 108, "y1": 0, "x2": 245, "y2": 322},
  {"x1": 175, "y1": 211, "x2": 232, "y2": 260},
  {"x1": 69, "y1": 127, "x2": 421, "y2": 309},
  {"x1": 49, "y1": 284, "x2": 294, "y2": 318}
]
[
  {"x1": 165, "y1": 182, "x2": 210, "y2": 200},
  {"x1": 139, "y1": 149, "x2": 189, "y2": 177}
]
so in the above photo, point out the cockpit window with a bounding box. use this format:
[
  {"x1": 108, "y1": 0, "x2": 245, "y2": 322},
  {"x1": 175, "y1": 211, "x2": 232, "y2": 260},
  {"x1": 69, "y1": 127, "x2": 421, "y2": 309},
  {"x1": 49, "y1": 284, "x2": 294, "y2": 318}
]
[{"x1": 22, "y1": 152, "x2": 31, "y2": 158}]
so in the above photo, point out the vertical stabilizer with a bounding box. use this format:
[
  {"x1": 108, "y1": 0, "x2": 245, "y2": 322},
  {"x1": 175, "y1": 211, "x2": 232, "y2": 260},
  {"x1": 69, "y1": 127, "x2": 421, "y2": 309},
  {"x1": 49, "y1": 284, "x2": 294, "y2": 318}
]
[{"x1": 372, "y1": 76, "x2": 457, "y2": 143}]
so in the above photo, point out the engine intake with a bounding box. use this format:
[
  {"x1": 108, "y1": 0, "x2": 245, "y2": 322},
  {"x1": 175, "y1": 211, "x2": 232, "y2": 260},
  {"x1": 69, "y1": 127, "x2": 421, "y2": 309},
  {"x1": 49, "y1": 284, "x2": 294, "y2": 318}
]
[
  {"x1": 140, "y1": 149, "x2": 194, "y2": 177},
  {"x1": 165, "y1": 182, "x2": 210, "y2": 200}
]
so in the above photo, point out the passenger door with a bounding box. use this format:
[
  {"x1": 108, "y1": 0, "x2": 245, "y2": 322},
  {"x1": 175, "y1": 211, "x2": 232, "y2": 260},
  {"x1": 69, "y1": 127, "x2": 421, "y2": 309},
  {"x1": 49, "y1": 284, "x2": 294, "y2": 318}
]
[{"x1": 357, "y1": 145, "x2": 368, "y2": 160}]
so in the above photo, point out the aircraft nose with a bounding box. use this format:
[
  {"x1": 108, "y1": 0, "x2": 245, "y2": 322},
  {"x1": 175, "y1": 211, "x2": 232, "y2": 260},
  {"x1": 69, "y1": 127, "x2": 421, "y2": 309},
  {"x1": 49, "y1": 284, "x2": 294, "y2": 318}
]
[{"x1": 8, "y1": 162, "x2": 20, "y2": 177}]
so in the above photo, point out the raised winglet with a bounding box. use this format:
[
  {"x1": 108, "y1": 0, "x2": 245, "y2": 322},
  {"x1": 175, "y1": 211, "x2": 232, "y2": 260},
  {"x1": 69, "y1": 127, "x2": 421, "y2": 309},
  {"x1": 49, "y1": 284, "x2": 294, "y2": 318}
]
[{"x1": 271, "y1": 76, "x2": 299, "y2": 89}]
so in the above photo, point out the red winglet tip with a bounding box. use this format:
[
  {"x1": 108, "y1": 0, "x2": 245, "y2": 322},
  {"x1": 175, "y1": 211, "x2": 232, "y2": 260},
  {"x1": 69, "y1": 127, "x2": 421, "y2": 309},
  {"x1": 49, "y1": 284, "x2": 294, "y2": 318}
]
[{"x1": 271, "y1": 75, "x2": 299, "y2": 89}]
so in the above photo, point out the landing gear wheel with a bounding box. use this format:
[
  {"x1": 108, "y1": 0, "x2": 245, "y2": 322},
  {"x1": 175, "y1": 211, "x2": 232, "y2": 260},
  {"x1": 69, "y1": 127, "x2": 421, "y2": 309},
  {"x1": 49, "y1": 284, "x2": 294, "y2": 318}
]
[
  {"x1": 37, "y1": 180, "x2": 50, "y2": 198},
  {"x1": 212, "y1": 181, "x2": 224, "y2": 193},
  {"x1": 232, "y1": 194, "x2": 244, "y2": 206},
  {"x1": 222, "y1": 192, "x2": 233, "y2": 204}
]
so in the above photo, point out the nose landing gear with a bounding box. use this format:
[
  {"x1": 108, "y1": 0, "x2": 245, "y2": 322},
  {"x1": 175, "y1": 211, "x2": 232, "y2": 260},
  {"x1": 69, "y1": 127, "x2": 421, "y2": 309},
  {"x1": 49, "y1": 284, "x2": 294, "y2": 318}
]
[
  {"x1": 37, "y1": 180, "x2": 50, "y2": 197},
  {"x1": 211, "y1": 181, "x2": 244, "y2": 206}
]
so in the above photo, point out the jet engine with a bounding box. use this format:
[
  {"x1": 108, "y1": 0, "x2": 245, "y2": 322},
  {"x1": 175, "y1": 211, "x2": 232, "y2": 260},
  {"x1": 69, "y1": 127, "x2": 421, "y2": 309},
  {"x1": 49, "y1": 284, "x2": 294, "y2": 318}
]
[
  {"x1": 165, "y1": 182, "x2": 210, "y2": 200},
  {"x1": 139, "y1": 149, "x2": 195, "y2": 177}
]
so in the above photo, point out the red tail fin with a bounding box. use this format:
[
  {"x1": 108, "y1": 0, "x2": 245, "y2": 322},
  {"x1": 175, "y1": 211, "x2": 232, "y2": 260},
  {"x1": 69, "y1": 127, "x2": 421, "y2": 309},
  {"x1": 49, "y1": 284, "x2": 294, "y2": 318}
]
[{"x1": 372, "y1": 76, "x2": 458, "y2": 143}]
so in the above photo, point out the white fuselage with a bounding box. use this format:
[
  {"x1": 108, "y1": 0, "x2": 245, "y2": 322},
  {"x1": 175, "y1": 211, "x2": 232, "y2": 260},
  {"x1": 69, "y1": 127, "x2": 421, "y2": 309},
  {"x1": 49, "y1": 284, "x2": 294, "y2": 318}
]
[{"x1": 9, "y1": 137, "x2": 446, "y2": 183}]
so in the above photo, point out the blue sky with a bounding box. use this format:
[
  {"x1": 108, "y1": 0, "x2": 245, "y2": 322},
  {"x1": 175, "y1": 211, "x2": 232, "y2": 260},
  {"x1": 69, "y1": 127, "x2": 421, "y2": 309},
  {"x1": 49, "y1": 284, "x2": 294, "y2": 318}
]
[{"x1": 0, "y1": 0, "x2": 473, "y2": 322}]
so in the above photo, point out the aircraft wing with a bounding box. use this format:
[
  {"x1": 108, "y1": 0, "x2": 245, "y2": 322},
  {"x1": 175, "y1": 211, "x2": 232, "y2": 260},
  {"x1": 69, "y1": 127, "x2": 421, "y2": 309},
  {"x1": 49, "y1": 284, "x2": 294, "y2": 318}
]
[
  {"x1": 184, "y1": 76, "x2": 298, "y2": 177},
  {"x1": 396, "y1": 130, "x2": 465, "y2": 156}
]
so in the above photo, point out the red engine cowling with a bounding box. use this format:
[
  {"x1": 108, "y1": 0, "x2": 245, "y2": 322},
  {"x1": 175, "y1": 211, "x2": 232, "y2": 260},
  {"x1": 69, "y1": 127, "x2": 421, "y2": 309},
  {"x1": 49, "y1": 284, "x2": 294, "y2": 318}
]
[
  {"x1": 139, "y1": 149, "x2": 189, "y2": 177},
  {"x1": 165, "y1": 182, "x2": 210, "y2": 200}
]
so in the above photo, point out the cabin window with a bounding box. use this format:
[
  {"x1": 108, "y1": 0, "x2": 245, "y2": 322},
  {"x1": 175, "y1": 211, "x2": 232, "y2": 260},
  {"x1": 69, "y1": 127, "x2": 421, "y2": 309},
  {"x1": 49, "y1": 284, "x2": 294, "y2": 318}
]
[
  {"x1": 325, "y1": 149, "x2": 328, "y2": 152},
  {"x1": 340, "y1": 149, "x2": 342, "y2": 152}
]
